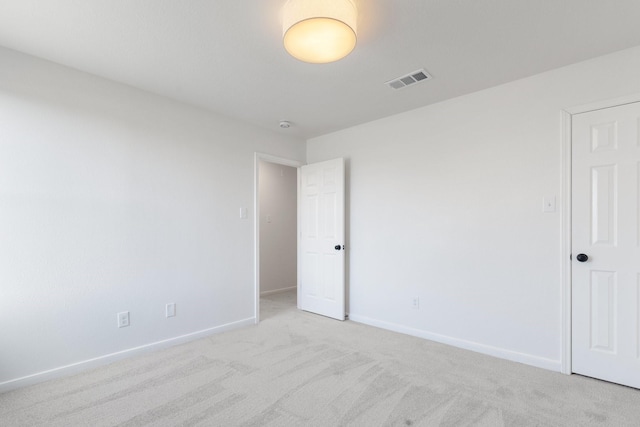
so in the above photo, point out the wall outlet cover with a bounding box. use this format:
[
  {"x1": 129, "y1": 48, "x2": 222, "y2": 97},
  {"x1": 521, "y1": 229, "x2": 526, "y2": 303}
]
[
  {"x1": 117, "y1": 311, "x2": 130, "y2": 328},
  {"x1": 166, "y1": 303, "x2": 176, "y2": 318}
]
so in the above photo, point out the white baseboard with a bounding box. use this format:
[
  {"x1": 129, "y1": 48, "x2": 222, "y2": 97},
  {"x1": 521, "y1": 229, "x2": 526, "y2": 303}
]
[
  {"x1": 348, "y1": 314, "x2": 561, "y2": 372},
  {"x1": 0, "y1": 317, "x2": 255, "y2": 393},
  {"x1": 260, "y1": 286, "x2": 296, "y2": 296}
]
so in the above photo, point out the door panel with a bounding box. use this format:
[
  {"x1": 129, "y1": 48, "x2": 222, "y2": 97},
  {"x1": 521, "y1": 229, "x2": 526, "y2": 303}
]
[
  {"x1": 299, "y1": 158, "x2": 345, "y2": 320},
  {"x1": 589, "y1": 270, "x2": 616, "y2": 353},
  {"x1": 591, "y1": 165, "x2": 617, "y2": 245},
  {"x1": 572, "y1": 101, "x2": 640, "y2": 388}
]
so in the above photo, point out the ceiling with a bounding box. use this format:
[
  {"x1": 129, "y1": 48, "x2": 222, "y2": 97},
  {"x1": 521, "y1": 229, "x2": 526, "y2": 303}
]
[{"x1": 1, "y1": 1, "x2": 640, "y2": 139}]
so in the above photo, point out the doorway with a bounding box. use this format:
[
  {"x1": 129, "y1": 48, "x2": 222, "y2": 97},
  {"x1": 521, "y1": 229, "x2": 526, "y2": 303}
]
[
  {"x1": 254, "y1": 154, "x2": 302, "y2": 322},
  {"x1": 254, "y1": 154, "x2": 347, "y2": 323},
  {"x1": 568, "y1": 99, "x2": 640, "y2": 388}
]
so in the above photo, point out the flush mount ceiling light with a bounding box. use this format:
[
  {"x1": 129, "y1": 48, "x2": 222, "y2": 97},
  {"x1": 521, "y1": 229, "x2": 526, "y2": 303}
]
[{"x1": 282, "y1": 0, "x2": 357, "y2": 64}]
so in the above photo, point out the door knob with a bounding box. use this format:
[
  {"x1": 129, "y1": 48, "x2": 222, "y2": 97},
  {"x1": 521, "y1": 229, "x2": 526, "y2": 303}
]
[
  {"x1": 334, "y1": 245, "x2": 342, "y2": 251},
  {"x1": 576, "y1": 253, "x2": 589, "y2": 262}
]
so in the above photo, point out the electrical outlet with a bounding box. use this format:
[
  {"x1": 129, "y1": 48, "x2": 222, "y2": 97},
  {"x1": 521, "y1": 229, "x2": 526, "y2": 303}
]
[
  {"x1": 166, "y1": 303, "x2": 176, "y2": 318},
  {"x1": 411, "y1": 297, "x2": 420, "y2": 309},
  {"x1": 117, "y1": 311, "x2": 130, "y2": 328}
]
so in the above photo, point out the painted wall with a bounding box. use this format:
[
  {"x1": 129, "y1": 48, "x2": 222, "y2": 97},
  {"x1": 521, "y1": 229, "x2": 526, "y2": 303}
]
[
  {"x1": 258, "y1": 161, "x2": 297, "y2": 294},
  {"x1": 0, "y1": 47, "x2": 305, "y2": 389},
  {"x1": 307, "y1": 45, "x2": 640, "y2": 371}
]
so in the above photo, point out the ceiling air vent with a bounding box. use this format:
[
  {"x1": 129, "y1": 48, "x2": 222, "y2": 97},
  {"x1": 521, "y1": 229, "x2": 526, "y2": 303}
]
[{"x1": 385, "y1": 69, "x2": 432, "y2": 90}]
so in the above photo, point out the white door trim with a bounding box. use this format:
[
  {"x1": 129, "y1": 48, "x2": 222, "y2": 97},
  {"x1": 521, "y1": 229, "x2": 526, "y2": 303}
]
[
  {"x1": 561, "y1": 109, "x2": 572, "y2": 375},
  {"x1": 561, "y1": 92, "x2": 640, "y2": 375},
  {"x1": 254, "y1": 153, "x2": 304, "y2": 323},
  {"x1": 565, "y1": 93, "x2": 640, "y2": 116}
]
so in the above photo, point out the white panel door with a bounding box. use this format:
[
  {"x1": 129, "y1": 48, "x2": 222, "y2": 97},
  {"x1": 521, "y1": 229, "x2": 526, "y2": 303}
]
[
  {"x1": 299, "y1": 158, "x2": 345, "y2": 320},
  {"x1": 572, "y1": 101, "x2": 640, "y2": 388}
]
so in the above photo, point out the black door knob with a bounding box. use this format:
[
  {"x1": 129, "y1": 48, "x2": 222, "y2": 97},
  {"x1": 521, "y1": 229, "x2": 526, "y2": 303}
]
[
  {"x1": 334, "y1": 245, "x2": 342, "y2": 251},
  {"x1": 576, "y1": 253, "x2": 589, "y2": 262}
]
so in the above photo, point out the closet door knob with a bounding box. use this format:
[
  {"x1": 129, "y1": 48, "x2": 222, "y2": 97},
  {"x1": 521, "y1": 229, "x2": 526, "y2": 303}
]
[{"x1": 576, "y1": 254, "x2": 589, "y2": 262}]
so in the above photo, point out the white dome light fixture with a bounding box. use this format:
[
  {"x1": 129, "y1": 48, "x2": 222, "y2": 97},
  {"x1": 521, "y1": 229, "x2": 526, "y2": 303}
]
[{"x1": 282, "y1": 0, "x2": 357, "y2": 64}]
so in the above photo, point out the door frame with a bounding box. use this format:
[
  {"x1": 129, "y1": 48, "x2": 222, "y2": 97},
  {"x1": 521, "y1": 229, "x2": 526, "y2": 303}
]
[
  {"x1": 561, "y1": 92, "x2": 640, "y2": 375},
  {"x1": 253, "y1": 153, "x2": 304, "y2": 323}
]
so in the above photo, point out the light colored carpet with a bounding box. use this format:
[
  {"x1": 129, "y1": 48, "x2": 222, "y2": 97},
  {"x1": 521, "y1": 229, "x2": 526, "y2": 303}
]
[{"x1": 1, "y1": 290, "x2": 640, "y2": 426}]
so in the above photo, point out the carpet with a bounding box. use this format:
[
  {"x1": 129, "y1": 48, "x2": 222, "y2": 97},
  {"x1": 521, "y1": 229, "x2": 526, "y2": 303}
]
[{"x1": 1, "y1": 290, "x2": 639, "y2": 426}]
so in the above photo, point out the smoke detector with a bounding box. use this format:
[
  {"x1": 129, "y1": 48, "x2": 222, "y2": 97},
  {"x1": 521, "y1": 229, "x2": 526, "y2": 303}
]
[
  {"x1": 279, "y1": 121, "x2": 291, "y2": 129},
  {"x1": 385, "y1": 69, "x2": 432, "y2": 90}
]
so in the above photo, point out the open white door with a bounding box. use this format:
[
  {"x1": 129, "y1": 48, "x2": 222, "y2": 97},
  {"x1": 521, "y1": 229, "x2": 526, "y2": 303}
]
[
  {"x1": 572, "y1": 101, "x2": 640, "y2": 388},
  {"x1": 299, "y1": 158, "x2": 345, "y2": 320}
]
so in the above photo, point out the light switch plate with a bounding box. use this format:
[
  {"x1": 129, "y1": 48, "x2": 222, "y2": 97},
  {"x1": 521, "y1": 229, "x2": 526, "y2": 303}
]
[
  {"x1": 239, "y1": 207, "x2": 248, "y2": 219},
  {"x1": 543, "y1": 196, "x2": 556, "y2": 213}
]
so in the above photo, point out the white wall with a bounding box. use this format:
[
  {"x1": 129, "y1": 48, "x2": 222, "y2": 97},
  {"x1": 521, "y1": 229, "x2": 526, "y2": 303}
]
[
  {"x1": 259, "y1": 161, "x2": 297, "y2": 294},
  {"x1": 0, "y1": 47, "x2": 305, "y2": 390},
  {"x1": 307, "y1": 45, "x2": 640, "y2": 371}
]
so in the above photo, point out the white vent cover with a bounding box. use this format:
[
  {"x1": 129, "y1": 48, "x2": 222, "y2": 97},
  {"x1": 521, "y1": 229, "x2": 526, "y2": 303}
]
[{"x1": 385, "y1": 69, "x2": 432, "y2": 90}]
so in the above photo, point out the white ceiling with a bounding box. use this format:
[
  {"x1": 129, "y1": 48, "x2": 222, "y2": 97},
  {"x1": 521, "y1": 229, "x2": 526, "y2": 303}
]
[{"x1": 1, "y1": 1, "x2": 640, "y2": 139}]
